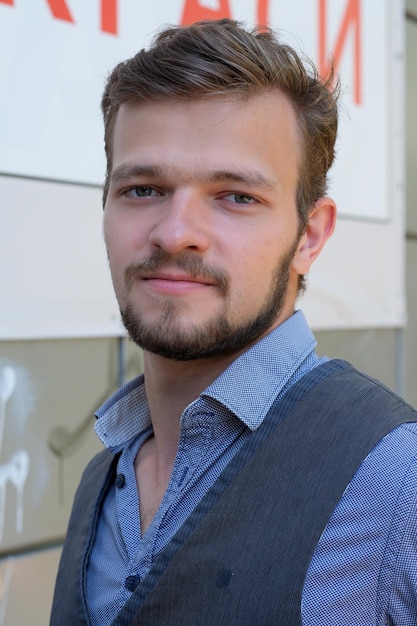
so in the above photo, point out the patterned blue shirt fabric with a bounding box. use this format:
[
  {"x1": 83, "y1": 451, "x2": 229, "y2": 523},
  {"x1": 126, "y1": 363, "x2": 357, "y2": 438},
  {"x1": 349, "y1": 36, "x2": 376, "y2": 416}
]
[{"x1": 85, "y1": 310, "x2": 417, "y2": 625}]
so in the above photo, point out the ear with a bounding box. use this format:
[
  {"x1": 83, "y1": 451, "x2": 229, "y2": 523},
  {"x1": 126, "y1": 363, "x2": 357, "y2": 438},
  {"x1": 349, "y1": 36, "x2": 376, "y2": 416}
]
[{"x1": 291, "y1": 197, "x2": 336, "y2": 275}]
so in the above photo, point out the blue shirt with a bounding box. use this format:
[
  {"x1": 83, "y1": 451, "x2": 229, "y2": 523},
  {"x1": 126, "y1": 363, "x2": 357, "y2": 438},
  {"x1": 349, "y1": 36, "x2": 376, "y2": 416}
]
[{"x1": 86, "y1": 310, "x2": 417, "y2": 625}]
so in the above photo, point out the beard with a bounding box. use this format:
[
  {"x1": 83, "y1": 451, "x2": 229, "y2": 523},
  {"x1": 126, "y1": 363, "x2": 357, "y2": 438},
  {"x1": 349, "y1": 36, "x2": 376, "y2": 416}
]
[{"x1": 120, "y1": 243, "x2": 298, "y2": 361}]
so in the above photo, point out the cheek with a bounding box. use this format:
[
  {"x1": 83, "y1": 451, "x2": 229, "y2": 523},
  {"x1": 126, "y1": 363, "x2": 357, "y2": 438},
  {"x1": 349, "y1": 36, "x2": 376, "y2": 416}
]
[
  {"x1": 229, "y1": 253, "x2": 272, "y2": 301},
  {"x1": 234, "y1": 235, "x2": 294, "y2": 293},
  {"x1": 104, "y1": 214, "x2": 137, "y2": 261},
  {"x1": 103, "y1": 223, "x2": 131, "y2": 289}
]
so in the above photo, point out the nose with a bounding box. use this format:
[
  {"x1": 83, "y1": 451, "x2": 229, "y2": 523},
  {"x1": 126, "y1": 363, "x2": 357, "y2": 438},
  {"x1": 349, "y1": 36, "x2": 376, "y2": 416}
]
[{"x1": 148, "y1": 190, "x2": 210, "y2": 254}]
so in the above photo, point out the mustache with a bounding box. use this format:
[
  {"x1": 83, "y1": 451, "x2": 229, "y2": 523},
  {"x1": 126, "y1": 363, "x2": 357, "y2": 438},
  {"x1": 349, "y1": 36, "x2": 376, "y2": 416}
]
[{"x1": 124, "y1": 249, "x2": 229, "y2": 295}]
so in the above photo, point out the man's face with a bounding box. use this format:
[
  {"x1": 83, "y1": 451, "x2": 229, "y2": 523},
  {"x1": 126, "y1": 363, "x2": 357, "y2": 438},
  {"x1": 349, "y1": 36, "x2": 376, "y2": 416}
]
[{"x1": 104, "y1": 93, "x2": 306, "y2": 361}]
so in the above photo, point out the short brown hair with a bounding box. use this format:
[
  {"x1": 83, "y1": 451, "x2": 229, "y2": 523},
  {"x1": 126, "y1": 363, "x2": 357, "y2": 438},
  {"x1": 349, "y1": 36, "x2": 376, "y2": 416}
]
[{"x1": 102, "y1": 18, "x2": 339, "y2": 235}]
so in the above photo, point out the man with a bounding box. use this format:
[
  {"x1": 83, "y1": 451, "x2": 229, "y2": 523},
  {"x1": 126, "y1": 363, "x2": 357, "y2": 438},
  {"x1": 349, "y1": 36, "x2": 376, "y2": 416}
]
[{"x1": 51, "y1": 19, "x2": 417, "y2": 625}]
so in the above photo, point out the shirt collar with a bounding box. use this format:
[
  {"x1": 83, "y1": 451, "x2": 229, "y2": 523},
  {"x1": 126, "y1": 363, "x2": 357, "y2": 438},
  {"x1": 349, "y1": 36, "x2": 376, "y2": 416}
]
[
  {"x1": 95, "y1": 374, "x2": 150, "y2": 450},
  {"x1": 95, "y1": 310, "x2": 317, "y2": 448},
  {"x1": 202, "y1": 310, "x2": 318, "y2": 430}
]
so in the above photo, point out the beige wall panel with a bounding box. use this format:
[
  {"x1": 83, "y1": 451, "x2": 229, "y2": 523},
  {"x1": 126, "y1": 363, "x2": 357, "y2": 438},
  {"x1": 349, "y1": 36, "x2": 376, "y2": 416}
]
[
  {"x1": 0, "y1": 547, "x2": 61, "y2": 625},
  {"x1": 0, "y1": 176, "x2": 120, "y2": 340},
  {"x1": 0, "y1": 337, "x2": 142, "y2": 555},
  {"x1": 315, "y1": 328, "x2": 397, "y2": 393}
]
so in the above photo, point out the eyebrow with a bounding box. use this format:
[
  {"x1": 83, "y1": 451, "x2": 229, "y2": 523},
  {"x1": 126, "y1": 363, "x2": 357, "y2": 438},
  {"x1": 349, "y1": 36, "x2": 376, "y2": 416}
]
[{"x1": 110, "y1": 163, "x2": 278, "y2": 191}]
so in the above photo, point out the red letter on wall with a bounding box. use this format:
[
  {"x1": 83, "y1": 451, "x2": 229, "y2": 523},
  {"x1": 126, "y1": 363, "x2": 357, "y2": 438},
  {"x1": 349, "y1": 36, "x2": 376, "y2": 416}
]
[
  {"x1": 101, "y1": 0, "x2": 117, "y2": 35},
  {"x1": 46, "y1": 0, "x2": 74, "y2": 22},
  {"x1": 257, "y1": 0, "x2": 270, "y2": 29},
  {"x1": 318, "y1": 0, "x2": 362, "y2": 104},
  {"x1": 0, "y1": 0, "x2": 14, "y2": 5},
  {"x1": 181, "y1": 0, "x2": 231, "y2": 26}
]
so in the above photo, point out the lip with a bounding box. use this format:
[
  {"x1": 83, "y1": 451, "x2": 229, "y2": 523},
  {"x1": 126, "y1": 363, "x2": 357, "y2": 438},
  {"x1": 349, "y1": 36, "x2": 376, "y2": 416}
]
[
  {"x1": 143, "y1": 270, "x2": 214, "y2": 283},
  {"x1": 140, "y1": 271, "x2": 216, "y2": 295}
]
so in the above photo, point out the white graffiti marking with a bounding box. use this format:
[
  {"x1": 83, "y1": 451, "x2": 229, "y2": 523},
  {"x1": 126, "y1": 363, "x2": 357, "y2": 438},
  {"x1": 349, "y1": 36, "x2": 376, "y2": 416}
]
[
  {"x1": 0, "y1": 451, "x2": 30, "y2": 541},
  {"x1": 0, "y1": 366, "x2": 17, "y2": 455},
  {"x1": 0, "y1": 364, "x2": 30, "y2": 543}
]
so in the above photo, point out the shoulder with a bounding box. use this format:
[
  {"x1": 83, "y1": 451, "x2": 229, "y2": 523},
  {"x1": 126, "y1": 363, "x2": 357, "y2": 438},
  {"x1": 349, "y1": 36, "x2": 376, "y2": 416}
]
[
  {"x1": 312, "y1": 360, "x2": 417, "y2": 448},
  {"x1": 319, "y1": 360, "x2": 416, "y2": 413},
  {"x1": 302, "y1": 422, "x2": 417, "y2": 625}
]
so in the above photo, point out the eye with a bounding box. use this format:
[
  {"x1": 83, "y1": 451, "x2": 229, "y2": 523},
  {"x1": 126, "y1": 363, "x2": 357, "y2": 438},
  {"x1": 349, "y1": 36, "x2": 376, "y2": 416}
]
[
  {"x1": 124, "y1": 186, "x2": 159, "y2": 198},
  {"x1": 223, "y1": 192, "x2": 255, "y2": 205}
]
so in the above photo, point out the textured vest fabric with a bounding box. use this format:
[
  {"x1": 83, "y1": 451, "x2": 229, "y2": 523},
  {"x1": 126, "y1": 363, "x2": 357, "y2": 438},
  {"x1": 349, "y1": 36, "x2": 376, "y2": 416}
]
[{"x1": 50, "y1": 360, "x2": 417, "y2": 626}]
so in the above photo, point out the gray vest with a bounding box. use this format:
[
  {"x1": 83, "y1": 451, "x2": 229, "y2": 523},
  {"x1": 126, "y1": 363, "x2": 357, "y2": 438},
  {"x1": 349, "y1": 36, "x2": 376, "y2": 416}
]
[{"x1": 50, "y1": 360, "x2": 417, "y2": 625}]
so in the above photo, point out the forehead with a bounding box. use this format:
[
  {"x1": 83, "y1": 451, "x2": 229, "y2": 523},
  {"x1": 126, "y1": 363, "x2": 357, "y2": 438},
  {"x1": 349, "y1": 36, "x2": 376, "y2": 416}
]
[
  {"x1": 114, "y1": 90, "x2": 300, "y2": 139},
  {"x1": 110, "y1": 93, "x2": 302, "y2": 186}
]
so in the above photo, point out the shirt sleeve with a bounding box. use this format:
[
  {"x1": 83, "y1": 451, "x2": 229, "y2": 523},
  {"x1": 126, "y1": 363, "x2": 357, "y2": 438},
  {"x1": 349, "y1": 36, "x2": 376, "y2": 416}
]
[{"x1": 301, "y1": 423, "x2": 417, "y2": 626}]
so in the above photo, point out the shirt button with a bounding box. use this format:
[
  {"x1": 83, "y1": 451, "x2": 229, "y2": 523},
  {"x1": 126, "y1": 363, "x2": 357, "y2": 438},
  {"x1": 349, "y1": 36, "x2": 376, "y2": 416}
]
[
  {"x1": 115, "y1": 473, "x2": 125, "y2": 488},
  {"x1": 125, "y1": 575, "x2": 140, "y2": 592}
]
